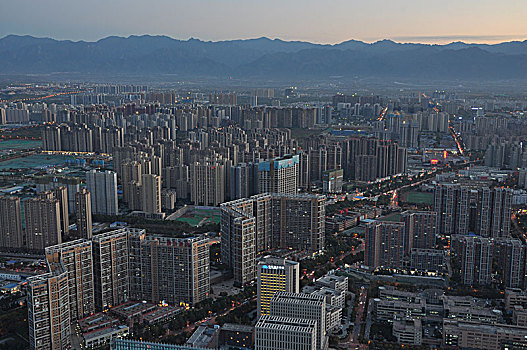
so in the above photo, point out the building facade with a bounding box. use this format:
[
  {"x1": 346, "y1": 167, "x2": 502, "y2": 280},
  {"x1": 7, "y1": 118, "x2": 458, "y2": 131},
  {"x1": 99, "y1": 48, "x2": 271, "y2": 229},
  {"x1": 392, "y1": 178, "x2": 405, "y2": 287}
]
[
  {"x1": 365, "y1": 221, "x2": 406, "y2": 270},
  {"x1": 27, "y1": 270, "x2": 71, "y2": 350},
  {"x1": 25, "y1": 197, "x2": 62, "y2": 251},
  {"x1": 92, "y1": 229, "x2": 131, "y2": 310},
  {"x1": 75, "y1": 189, "x2": 93, "y2": 239},
  {"x1": 434, "y1": 184, "x2": 512, "y2": 238},
  {"x1": 128, "y1": 233, "x2": 210, "y2": 305},
  {"x1": 0, "y1": 196, "x2": 23, "y2": 249},
  {"x1": 269, "y1": 292, "x2": 326, "y2": 350},
  {"x1": 45, "y1": 240, "x2": 95, "y2": 321},
  {"x1": 257, "y1": 256, "x2": 300, "y2": 317},
  {"x1": 258, "y1": 155, "x2": 299, "y2": 195},
  {"x1": 255, "y1": 315, "x2": 317, "y2": 350},
  {"x1": 86, "y1": 170, "x2": 118, "y2": 215}
]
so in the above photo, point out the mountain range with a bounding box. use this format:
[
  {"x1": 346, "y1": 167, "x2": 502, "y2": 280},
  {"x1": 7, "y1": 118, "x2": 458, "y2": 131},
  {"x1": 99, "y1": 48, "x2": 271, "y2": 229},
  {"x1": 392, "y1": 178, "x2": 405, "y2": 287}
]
[{"x1": 1, "y1": 35, "x2": 527, "y2": 81}]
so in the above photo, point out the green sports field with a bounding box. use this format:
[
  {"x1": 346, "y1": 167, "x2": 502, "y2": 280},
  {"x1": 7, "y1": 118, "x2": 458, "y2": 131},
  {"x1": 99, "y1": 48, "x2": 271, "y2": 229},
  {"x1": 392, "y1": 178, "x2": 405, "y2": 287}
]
[
  {"x1": 379, "y1": 213, "x2": 402, "y2": 222},
  {"x1": 176, "y1": 208, "x2": 220, "y2": 227},
  {"x1": 404, "y1": 191, "x2": 434, "y2": 205}
]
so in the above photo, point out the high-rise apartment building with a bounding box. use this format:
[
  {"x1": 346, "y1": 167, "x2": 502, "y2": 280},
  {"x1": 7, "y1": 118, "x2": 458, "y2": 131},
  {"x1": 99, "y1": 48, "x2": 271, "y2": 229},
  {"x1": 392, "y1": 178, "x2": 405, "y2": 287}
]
[
  {"x1": 255, "y1": 315, "x2": 317, "y2": 350},
  {"x1": 53, "y1": 186, "x2": 69, "y2": 236},
  {"x1": 251, "y1": 193, "x2": 273, "y2": 253},
  {"x1": 434, "y1": 184, "x2": 512, "y2": 238},
  {"x1": 308, "y1": 145, "x2": 342, "y2": 183},
  {"x1": 27, "y1": 268, "x2": 71, "y2": 350},
  {"x1": 75, "y1": 189, "x2": 93, "y2": 239},
  {"x1": 86, "y1": 170, "x2": 118, "y2": 215},
  {"x1": 258, "y1": 155, "x2": 298, "y2": 195},
  {"x1": 365, "y1": 221, "x2": 406, "y2": 270},
  {"x1": 142, "y1": 174, "x2": 162, "y2": 214},
  {"x1": 40, "y1": 188, "x2": 70, "y2": 217},
  {"x1": 230, "y1": 163, "x2": 251, "y2": 200},
  {"x1": 494, "y1": 238, "x2": 526, "y2": 289},
  {"x1": 269, "y1": 292, "x2": 326, "y2": 350},
  {"x1": 344, "y1": 137, "x2": 407, "y2": 182},
  {"x1": 257, "y1": 256, "x2": 300, "y2": 317},
  {"x1": 322, "y1": 169, "x2": 344, "y2": 193},
  {"x1": 25, "y1": 197, "x2": 62, "y2": 250},
  {"x1": 220, "y1": 199, "x2": 257, "y2": 286},
  {"x1": 42, "y1": 125, "x2": 61, "y2": 151},
  {"x1": 45, "y1": 240, "x2": 95, "y2": 321},
  {"x1": 191, "y1": 161, "x2": 225, "y2": 206},
  {"x1": 35, "y1": 175, "x2": 80, "y2": 213},
  {"x1": 0, "y1": 107, "x2": 6, "y2": 125},
  {"x1": 271, "y1": 193, "x2": 326, "y2": 252},
  {"x1": 451, "y1": 235, "x2": 493, "y2": 286},
  {"x1": 128, "y1": 233, "x2": 210, "y2": 305},
  {"x1": 221, "y1": 193, "x2": 325, "y2": 285},
  {"x1": 92, "y1": 229, "x2": 130, "y2": 310},
  {"x1": 401, "y1": 211, "x2": 437, "y2": 249},
  {"x1": 122, "y1": 161, "x2": 142, "y2": 206},
  {"x1": 0, "y1": 195, "x2": 23, "y2": 249}
]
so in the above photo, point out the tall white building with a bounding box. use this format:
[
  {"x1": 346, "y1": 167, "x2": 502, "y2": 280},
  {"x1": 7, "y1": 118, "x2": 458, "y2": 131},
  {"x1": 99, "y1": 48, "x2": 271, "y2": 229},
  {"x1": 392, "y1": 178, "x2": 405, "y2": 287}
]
[
  {"x1": 270, "y1": 292, "x2": 327, "y2": 350},
  {"x1": 255, "y1": 315, "x2": 317, "y2": 350},
  {"x1": 86, "y1": 170, "x2": 118, "y2": 215},
  {"x1": 258, "y1": 155, "x2": 299, "y2": 195},
  {"x1": 257, "y1": 256, "x2": 300, "y2": 317}
]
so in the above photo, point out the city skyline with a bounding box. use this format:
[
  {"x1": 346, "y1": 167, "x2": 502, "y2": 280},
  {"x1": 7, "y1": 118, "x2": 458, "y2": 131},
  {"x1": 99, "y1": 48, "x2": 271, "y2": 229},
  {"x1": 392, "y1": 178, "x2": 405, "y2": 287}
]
[
  {"x1": 0, "y1": 0, "x2": 526, "y2": 44},
  {"x1": 1, "y1": 0, "x2": 527, "y2": 346}
]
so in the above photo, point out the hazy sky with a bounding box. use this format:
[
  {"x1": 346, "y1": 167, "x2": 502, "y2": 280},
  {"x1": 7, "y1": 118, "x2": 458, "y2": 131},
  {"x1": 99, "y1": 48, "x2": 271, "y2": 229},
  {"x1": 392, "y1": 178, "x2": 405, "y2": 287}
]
[{"x1": 1, "y1": 0, "x2": 526, "y2": 44}]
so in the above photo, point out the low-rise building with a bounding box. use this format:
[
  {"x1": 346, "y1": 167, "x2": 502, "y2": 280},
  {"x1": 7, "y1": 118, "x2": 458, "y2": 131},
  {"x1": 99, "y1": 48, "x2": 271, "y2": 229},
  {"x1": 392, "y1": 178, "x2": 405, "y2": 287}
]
[
  {"x1": 218, "y1": 323, "x2": 254, "y2": 349},
  {"x1": 314, "y1": 273, "x2": 348, "y2": 294},
  {"x1": 185, "y1": 325, "x2": 219, "y2": 348},
  {"x1": 83, "y1": 325, "x2": 129, "y2": 349},
  {"x1": 443, "y1": 319, "x2": 527, "y2": 350},
  {"x1": 442, "y1": 295, "x2": 503, "y2": 324},
  {"x1": 110, "y1": 301, "x2": 182, "y2": 327},
  {"x1": 392, "y1": 318, "x2": 422, "y2": 345},
  {"x1": 111, "y1": 339, "x2": 209, "y2": 350},
  {"x1": 255, "y1": 315, "x2": 317, "y2": 350},
  {"x1": 513, "y1": 306, "x2": 527, "y2": 327},
  {"x1": 505, "y1": 288, "x2": 527, "y2": 311},
  {"x1": 78, "y1": 313, "x2": 120, "y2": 333},
  {"x1": 374, "y1": 298, "x2": 427, "y2": 322}
]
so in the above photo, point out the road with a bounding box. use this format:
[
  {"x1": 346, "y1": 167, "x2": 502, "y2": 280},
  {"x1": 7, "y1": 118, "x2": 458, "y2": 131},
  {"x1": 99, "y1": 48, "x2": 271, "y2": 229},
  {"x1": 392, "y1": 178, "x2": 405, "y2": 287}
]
[
  {"x1": 169, "y1": 296, "x2": 256, "y2": 336},
  {"x1": 351, "y1": 287, "x2": 367, "y2": 343},
  {"x1": 364, "y1": 298, "x2": 374, "y2": 341},
  {"x1": 340, "y1": 286, "x2": 368, "y2": 349}
]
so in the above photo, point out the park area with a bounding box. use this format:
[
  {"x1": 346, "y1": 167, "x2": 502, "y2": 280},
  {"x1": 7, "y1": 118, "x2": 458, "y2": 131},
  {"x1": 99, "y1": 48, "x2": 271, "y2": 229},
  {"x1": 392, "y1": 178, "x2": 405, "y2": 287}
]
[
  {"x1": 175, "y1": 206, "x2": 221, "y2": 227},
  {"x1": 401, "y1": 191, "x2": 434, "y2": 205}
]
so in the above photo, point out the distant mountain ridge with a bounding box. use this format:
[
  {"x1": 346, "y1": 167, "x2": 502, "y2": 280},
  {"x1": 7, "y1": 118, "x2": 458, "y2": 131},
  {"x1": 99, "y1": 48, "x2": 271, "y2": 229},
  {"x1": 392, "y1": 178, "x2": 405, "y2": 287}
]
[{"x1": 1, "y1": 34, "x2": 527, "y2": 81}]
